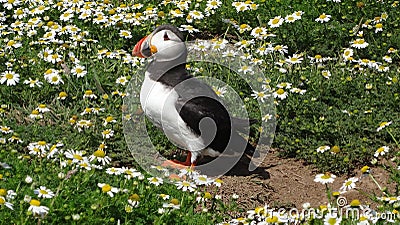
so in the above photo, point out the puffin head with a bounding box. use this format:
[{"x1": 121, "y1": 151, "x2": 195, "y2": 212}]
[{"x1": 132, "y1": 25, "x2": 187, "y2": 62}]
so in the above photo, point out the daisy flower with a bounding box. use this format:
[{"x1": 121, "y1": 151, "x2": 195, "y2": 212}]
[
  {"x1": 180, "y1": 25, "x2": 199, "y2": 33},
  {"x1": 315, "y1": 13, "x2": 331, "y2": 23},
  {"x1": 273, "y1": 88, "x2": 288, "y2": 100},
  {"x1": 342, "y1": 48, "x2": 353, "y2": 59},
  {"x1": 28, "y1": 199, "x2": 49, "y2": 218},
  {"x1": 45, "y1": 74, "x2": 64, "y2": 85},
  {"x1": 213, "y1": 86, "x2": 227, "y2": 97},
  {"x1": 163, "y1": 198, "x2": 180, "y2": 209},
  {"x1": 64, "y1": 149, "x2": 85, "y2": 163},
  {"x1": 237, "y1": 24, "x2": 252, "y2": 33},
  {"x1": 285, "y1": 14, "x2": 297, "y2": 23},
  {"x1": 36, "y1": 104, "x2": 50, "y2": 113},
  {"x1": 128, "y1": 194, "x2": 140, "y2": 208},
  {"x1": 60, "y1": 9, "x2": 74, "y2": 21},
  {"x1": 375, "y1": 23, "x2": 383, "y2": 33},
  {"x1": 285, "y1": 54, "x2": 303, "y2": 64},
  {"x1": 316, "y1": 145, "x2": 330, "y2": 153},
  {"x1": 314, "y1": 172, "x2": 336, "y2": 184},
  {"x1": 98, "y1": 183, "x2": 119, "y2": 197},
  {"x1": 106, "y1": 167, "x2": 122, "y2": 175},
  {"x1": 175, "y1": 180, "x2": 197, "y2": 192},
  {"x1": 6, "y1": 39, "x2": 22, "y2": 49},
  {"x1": 89, "y1": 149, "x2": 112, "y2": 166},
  {"x1": 193, "y1": 174, "x2": 213, "y2": 186},
  {"x1": 262, "y1": 114, "x2": 273, "y2": 122},
  {"x1": 23, "y1": 78, "x2": 43, "y2": 88},
  {"x1": 29, "y1": 110, "x2": 43, "y2": 119},
  {"x1": 0, "y1": 126, "x2": 13, "y2": 134},
  {"x1": 103, "y1": 116, "x2": 117, "y2": 126},
  {"x1": 232, "y1": 2, "x2": 248, "y2": 12},
  {"x1": 321, "y1": 70, "x2": 331, "y2": 79},
  {"x1": 377, "y1": 121, "x2": 392, "y2": 132},
  {"x1": 101, "y1": 129, "x2": 114, "y2": 139},
  {"x1": 382, "y1": 55, "x2": 392, "y2": 63},
  {"x1": 268, "y1": 16, "x2": 284, "y2": 28},
  {"x1": 189, "y1": 10, "x2": 204, "y2": 20},
  {"x1": 57, "y1": 91, "x2": 68, "y2": 100},
  {"x1": 251, "y1": 90, "x2": 269, "y2": 103},
  {"x1": 83, "y1": 90, "x2": 97, "y2": 99},
  {"x1": 374, "y1": 146, "x2": 389, "y2": 157},
  {"x1": 207, "y1": 0, "x2": 222, "y2": 9},
  {"x1": 116, "y1": 76, "x2": 128, "y2": 85},
  {"x1": 148, "y1": 177, "x2": 163, "y2": 186},
  {"x1": 0, "y1": 71, "x2": 20, "y2": 86},
  {"x1": 119, "y1": 30, "x2": 132, "y2": 39},
  {"x1": 351, "y1": 39, "x2": 369, "y2": 49},
  {"x1": 273, "y1": 45, "x2": 288, "y2": 54},
  {"x1": 238, "y1": 65, "x2": 254, "y2": 74},
  {"x1": 71, "y1": 65, "x2": 87, "y2": 78},
  {"x1": 324, "y1": 213, "x2": 341, "y2": 225},
  {"x1": 339, "y1": 177, "x2": 358, "y2": 192},
  {"x1": 0, "y1": 196, "x2": 13, "y2": 210},
  {"x1": 34, "y1": 186, "x2": 55, "y2": 199}
]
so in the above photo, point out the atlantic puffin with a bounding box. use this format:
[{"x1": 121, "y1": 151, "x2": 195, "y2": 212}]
[{"x1": 132, "y1": 24, "x2": 257, "y2": 168}]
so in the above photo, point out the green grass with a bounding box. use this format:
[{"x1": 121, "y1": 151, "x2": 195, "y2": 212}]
[{"x1": 1, "y1": 0, "x2": 400, "y2": 224}]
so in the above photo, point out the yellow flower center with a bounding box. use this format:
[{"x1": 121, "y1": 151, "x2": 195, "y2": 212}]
[
  {"x1": 240, "y1": 24, "x2": 248, "y2": 29},
  {"x1": 331, "y1": 145, "x2": 340, "y2": 153},
  {"x1": 51, "y1": 76, "x2": 59, "y2": 82},
  {"x1": 102, "y1": 184, "x2": 111, "y2": 192},
  {"x1": 345, "y1": 181, "x2": 352, "y2": 186},
  {"x1": 376, "y1": 23, "x2": 383, "y2": 28},
  {"x1": 30, "y1": 199, "x2": 41, "y2": 206},
  {"x1": 39, "y1": 189, "x2": 48, "y2": 195},
  {"x1": 129, "y1": 194, "x2": 140, "y2": 201},
  {"x1": 93, "y1": 150, "x2": 105, "y2": 158},
  {"x1": 38, "y1": 141, "x2": 46, "y2": 146},
  {"x1": 379, "y1": 122, "x2": 388, "y2": 127},
  {"x1": 350, "y1": 199, "x2": 361, "y2": 207},
  {"x1": 377, "y1": 147, "x2": 385, "y2": 153},
  {"x1": 59, "y1": 92, "x2": 67, "y2": 98},
  {"x1": 73, "y1": 154, "x2": 83, "y2": 160},
  {"x1": 85, "y1": 90, "x2": 93, "y2": 95},
  {"x1": 327, "y1": 218, "x2": 337, "y2": 225},
  {"x1": 272, "y1": 18, "x2": 280, "y2": 24},
  {"x1": 361, "y1": 165, "x2": 370, "y2": 173},
  {"x1": 0, "y1": 189, "x2": 6, "y2": 196},
  {"x1": 321, "y1": 172, "x2": 332, "y2": 179},
  {"x1": 204, "y1": 192, "x2": 212, "y2": 199},
  {"x1": 266, "y1": 216, "x2": 279, "y2": 223},
  {"x1": 276, "y1": 88, "x2": 285, "y2": 95},
  {"x1": 170, "y1": 198, "x2": 179, "y2": 205},
  {"x1": 31, "y1": 109, "x2": 39, "y2": 115},
  {"x1": 0, "y1": 197, "x2": 5, "y2": 205},
  {"x1": 319, "y1": 14, "x2": 327, "y2": 19},
  {"x1": 5, "y1": 73, "x2": 13, "y2": 79}
]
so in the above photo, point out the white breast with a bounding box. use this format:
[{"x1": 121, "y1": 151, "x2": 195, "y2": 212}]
[{"x1": 140, "y1": 72, "x2": 207, "y2": 159}]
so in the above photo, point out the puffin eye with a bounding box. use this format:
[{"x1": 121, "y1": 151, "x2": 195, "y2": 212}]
[{"x1": 163, "y1": 32, "x2": 170, "y2": 41}]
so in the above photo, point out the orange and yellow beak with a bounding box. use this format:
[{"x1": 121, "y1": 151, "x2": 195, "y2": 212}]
[{"x1": 132, "y1": 35, "x2": 158, "y2": 58}]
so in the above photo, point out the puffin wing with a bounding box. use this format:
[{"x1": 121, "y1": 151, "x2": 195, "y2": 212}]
[{"x1": 174, "y1": 77, "x2": 255, "y2": 155}]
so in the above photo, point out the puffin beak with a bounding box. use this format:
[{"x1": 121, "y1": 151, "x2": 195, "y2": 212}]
[{"x1": 132, "y1": 34, "x2": 158, "y2": 58}]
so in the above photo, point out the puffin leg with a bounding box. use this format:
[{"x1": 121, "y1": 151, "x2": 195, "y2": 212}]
[{"x1": 161, "y1": 151, "x2": 193, "y2": 169}]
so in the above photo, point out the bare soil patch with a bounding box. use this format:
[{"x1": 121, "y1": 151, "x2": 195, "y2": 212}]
[{"x1": 210, "y1": 149, "x2": 394, "y2": 213}]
